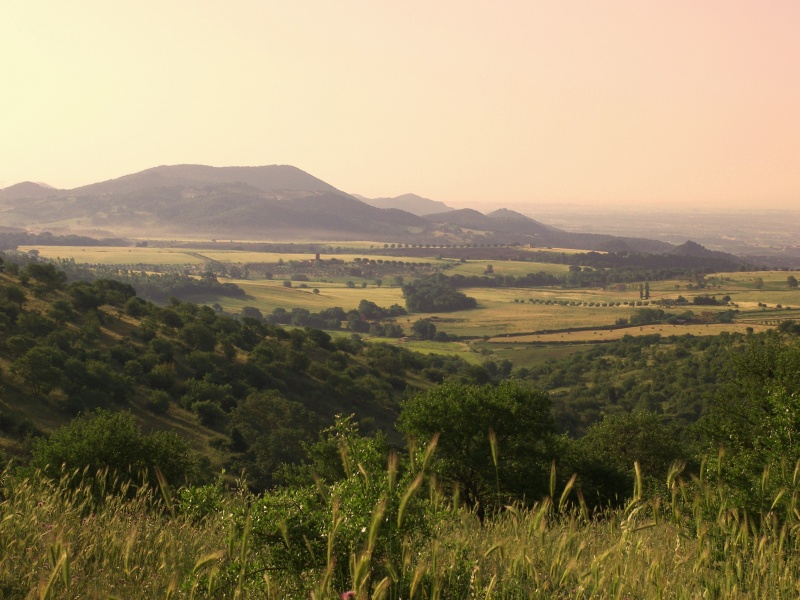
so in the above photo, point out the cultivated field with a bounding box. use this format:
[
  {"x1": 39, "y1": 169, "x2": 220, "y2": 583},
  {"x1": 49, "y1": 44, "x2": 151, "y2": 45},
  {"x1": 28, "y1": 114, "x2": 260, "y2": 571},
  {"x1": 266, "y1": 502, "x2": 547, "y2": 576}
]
[
  {"x1": 364, "y1": 337, "x2": 482, "y2": 364},
  {"x1": 491, "y1": 322, "x2": 773, "y2": 344},
  {"x1": 18, "y1": 245, "x2": 800, "y2": 343},
  {"x1": 17, "y1": 246, "x2": 451, "y2": 267},
  {"x1": 19, "y1": 246, "x2": 210, "y2": 265},
  {"x1": 447, "y1": 260, "x2": 570, "y2": 277}
]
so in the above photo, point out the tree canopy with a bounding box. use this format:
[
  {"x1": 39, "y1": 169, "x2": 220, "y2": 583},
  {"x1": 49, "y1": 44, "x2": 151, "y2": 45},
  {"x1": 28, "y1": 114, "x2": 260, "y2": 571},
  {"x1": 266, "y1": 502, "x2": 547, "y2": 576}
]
[
  {"x1": 398, "y1": 380, "x2": 558, "y2": 512},
  {"x1": 402, "y1": 274, "x2": 477, "y2": 312}
]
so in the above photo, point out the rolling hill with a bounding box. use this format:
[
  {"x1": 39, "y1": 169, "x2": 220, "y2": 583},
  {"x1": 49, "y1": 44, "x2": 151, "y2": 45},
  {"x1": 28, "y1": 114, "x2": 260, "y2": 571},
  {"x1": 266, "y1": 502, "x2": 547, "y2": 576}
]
[{"x1": 356, "y1": 193, "x2": 455, "y2": 216}]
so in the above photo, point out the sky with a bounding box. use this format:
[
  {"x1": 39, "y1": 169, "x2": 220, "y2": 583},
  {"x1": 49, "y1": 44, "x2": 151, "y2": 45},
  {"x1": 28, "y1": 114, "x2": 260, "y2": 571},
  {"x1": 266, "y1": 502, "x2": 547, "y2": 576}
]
[{"x1": 1, "y1": 1, "x2": 799, "y2": 209}]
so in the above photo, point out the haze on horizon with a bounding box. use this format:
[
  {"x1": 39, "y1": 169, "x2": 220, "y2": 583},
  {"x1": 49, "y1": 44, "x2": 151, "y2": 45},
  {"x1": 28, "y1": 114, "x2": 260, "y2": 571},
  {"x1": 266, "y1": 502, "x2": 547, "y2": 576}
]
[{"x1": 1, "y1": 1, "x2": 798, "y2": 211}]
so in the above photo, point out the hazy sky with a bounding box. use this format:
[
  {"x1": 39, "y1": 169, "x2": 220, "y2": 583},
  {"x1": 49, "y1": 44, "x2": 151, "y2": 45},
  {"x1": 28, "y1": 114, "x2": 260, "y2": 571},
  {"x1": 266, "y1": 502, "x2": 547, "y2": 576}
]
[{"x1": 1, "y1": 1, "x2": 798, "y2": 209}]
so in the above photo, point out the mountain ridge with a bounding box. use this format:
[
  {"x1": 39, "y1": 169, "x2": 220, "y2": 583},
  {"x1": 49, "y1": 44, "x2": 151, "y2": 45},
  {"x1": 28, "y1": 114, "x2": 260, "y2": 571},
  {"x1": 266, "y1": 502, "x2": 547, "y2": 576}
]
[
  {"x1": 357, "y1": 193, "x2": 454, "y2": 216},
  {"x1": 0, "y1": 164, "x2": 717, "y2": 256}
]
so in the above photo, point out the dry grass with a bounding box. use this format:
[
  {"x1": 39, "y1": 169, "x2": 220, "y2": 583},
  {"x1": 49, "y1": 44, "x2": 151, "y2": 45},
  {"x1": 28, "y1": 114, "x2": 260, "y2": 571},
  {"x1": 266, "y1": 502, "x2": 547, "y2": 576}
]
[
  {"x1": 19, "y1": 246, "x2": 451, "y2": 267},
  {"x1": 6, "y1": 459, "x2": 800, "y2": 598},
  {"x1": 495, "y1": 322, "x2": 773, "y2": 344},
  {"x1": 19, "y1": 246, "x2": 209, "y2": 266},
  {"x1": 448, "y1": 260, "x2": 571, "y2": 277}
]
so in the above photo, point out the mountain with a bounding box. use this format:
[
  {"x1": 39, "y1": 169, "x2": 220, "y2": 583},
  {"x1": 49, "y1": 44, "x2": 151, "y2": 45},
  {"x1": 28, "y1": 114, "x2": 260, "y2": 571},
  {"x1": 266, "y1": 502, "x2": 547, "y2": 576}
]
[
  {"x1": 357, "y1": 193, "x2": 455, "y2": 216},
  {"x1": 0, "y1": 165, "x2": 692, "y2": 255},
  {"x1": 485, "y1": 208, "x2": 555, "y2": 236},
  {"x1": 424, "y1": 208, "x2": 497, "y2": 230},
  {"x1": 671, "y1": 240, "x2": 742, "y2": 264},
  {"x1": 424, "y1": 207, "x2": 555, "y2": 238},
  {"x1": 0, "y1": 181, "x2": 60, "y2": 201},
  {"x1": 69, "y1": 164, "x2": 340, "y2": 197},
  {"x1": 0, "y1": 165, "x2": 426, "y2": 238},
  {"x1": 424, "y1": 207, "x2": 674, "y2": 253}
]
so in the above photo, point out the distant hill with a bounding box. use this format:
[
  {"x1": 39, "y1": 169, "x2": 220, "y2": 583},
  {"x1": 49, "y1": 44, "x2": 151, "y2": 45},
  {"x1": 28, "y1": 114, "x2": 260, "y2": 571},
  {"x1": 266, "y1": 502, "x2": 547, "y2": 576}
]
[
  {"x1": 424, "y1": 207, "x2": 673, "y2": 254},
  {"x1": 0, "y1": 165, "x2": 426, "y2": 238},
  {"x1": 425, "y1": 208, "x2": 497, "y2": 230},
  {"x1": 0, "y1": 181, "x2": 60, "y2": 201},
  {"x1": 357, "y1": 193, "x2": 455, "y2": 216},
  {"x1": 671, "y1": 240, "x2": 742, "y2": 264},
  {"x1": 69, "y1": 164, "x2": 340, "y2": 197},
  {"x1": 485, "y1": 208, "x2": 555, "y2": 236},
  {"x1": 596, "y1": 238, "x2": 635, "y2": 254},
  {"x1": 0, "y1": 165, "x2": 706, "y2": 255}
]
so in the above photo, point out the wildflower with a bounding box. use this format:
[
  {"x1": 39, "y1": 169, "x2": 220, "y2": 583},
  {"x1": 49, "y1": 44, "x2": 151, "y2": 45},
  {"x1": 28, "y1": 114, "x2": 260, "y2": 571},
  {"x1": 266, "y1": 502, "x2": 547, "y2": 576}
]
[{"x1": 341, "y1": 591, "x2": 356, "y2": 600}]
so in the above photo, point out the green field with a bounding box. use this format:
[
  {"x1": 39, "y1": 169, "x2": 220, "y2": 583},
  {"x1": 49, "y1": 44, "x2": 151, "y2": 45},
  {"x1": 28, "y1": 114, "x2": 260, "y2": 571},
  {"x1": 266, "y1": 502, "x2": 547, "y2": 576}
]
[
  {"x1": 213, "y1": 278, "x2": 406, "y2": 313},
  {"x1": 18, "y1": 245, "x2": 452, "y2": 267},
  {"x1": 365, "y1": 337, "x2": 482, "y2": 364},
  {"x1": 447, "y1": 260, "x2": 570, "y2": 277}
]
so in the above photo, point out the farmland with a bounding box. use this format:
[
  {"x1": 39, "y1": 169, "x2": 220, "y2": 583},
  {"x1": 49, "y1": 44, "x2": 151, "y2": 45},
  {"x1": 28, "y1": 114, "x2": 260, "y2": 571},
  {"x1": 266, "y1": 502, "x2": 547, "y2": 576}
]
[{"x1": 18, "y1": 244, "x2": 800, "y2": 346}]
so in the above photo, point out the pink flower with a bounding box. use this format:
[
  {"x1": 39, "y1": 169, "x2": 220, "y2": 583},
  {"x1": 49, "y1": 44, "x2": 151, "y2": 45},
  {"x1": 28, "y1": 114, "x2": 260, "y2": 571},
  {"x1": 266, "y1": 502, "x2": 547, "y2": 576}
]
[{"x1": 341, "y1": 592, "x2": 356, "y2": 600}]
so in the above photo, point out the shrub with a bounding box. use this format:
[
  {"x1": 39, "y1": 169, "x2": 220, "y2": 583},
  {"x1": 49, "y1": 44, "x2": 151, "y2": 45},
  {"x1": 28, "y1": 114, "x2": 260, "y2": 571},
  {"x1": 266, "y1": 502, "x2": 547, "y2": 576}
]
[{"x1": 28, "y1": 410, "x2": 197, "y2": 490}]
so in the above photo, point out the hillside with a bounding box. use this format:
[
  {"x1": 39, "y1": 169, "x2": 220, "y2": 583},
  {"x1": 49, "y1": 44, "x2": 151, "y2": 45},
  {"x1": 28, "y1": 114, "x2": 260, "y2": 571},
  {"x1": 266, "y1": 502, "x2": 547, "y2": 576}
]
[
  {"x1": 0, "y1": 165, "x2": 427, "y2": 238},
  {"x1": 424, "y1": 207, "x2": 674, "y2": 253},
  {"x1": 0, "y1": 181, "x2": 59, "y2": 201},
  {"x1": 0, "y1": 257, "x2": 487, "y2": 489},
  {"x1": 357, "y1": 192, "x2": 455, "y2": 215}
]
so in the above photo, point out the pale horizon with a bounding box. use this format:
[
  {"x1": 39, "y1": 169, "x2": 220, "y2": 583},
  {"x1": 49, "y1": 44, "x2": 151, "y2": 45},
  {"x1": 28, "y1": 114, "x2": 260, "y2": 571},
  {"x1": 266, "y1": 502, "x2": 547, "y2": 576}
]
[{"x1": 1, "y1": 1, "x2": 798, "y2": 210}]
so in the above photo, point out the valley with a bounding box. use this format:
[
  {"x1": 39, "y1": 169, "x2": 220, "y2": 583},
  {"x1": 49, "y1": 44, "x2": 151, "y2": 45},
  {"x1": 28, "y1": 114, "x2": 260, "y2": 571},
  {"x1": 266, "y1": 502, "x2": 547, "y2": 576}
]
[{"x1": 2, "y1": 166, "x2": 800, "y2": 598}]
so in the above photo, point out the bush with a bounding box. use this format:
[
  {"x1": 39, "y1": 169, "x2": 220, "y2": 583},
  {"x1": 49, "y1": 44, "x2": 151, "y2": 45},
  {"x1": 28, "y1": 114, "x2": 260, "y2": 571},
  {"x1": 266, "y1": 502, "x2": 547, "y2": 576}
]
[
  {"x1": 146, "y1": 390, "x2": 171, "y2": 414},
  {"x1": 192, "y1": 400, "x2": 227, "y2": 429},
  {"x1": 28, "y1": 410, "x2": 197, "y2": 490}
]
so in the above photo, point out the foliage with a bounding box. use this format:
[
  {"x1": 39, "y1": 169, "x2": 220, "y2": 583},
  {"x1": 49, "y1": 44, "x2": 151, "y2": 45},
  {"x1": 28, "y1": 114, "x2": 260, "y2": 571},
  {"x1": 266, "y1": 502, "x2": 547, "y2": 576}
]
[
  {"x1": 402, "y1": 274, "x2": 477, "y2": 312},
  {"x1": 399, "y1": 380, "x2": 558, "y2": 512},
  {"x1": 27, "y1": 410, "x2": 198, "y2": 492},
  {"x1": 569, "y1": 411, "x2": 685, "y2": 505},
  {"x1": 699, "y1": 332, "x2": 800, "y2": 511},
  {"x1": 245, "y1": 415, "x2": 443, "y2": 595},
  {"x1": 9, "y1": 445, "x2": 800, "y2": 598}
]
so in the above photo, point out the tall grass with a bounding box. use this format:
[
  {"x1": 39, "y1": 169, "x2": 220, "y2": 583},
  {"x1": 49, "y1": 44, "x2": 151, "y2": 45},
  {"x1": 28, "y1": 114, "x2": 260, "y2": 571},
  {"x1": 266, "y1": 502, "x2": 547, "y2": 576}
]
[{"x1": 4, "y1": 459, "x2": 800, "y2": 598}]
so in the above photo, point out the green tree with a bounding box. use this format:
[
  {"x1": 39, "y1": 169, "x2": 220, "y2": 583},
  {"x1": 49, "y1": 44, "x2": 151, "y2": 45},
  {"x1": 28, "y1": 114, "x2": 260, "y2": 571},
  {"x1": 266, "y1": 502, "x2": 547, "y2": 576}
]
[
  {"x1": 399, "y1": 380, "x2": 557, "y2": 512},
  {"x1": 411, "y1": 318, "x2": 437, "y2": 340},
  {"x1": 22, "y1": 263, "x2": 67, "y2": 291},
  {"x1": 29, "y1": 410, "x2": 197, "y2": 491},
  {"x1": 569, "y1": 411, "x2": 683, "y2": 506},
  {"x1": 788, "y1": 275, "x2": 798, "y2": 289},
  {"x1": 230, "y1": 392, "x2": 318, "y2": 490},
  {"x1": 700, "y1": 334, "x2": 800, "y2": 511},
  {"x1": 240, "y1": 306, "x2": 264, "y2": 321},
  {"x1": 12, "y1": 346, "x2": 65, "y2": 395},
  {"x1": 402, "y1": 275, "x2": 477, "y2": 312},
  {"x1": 2, "y1": 285, "x2": 26, "y2": 308}
]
